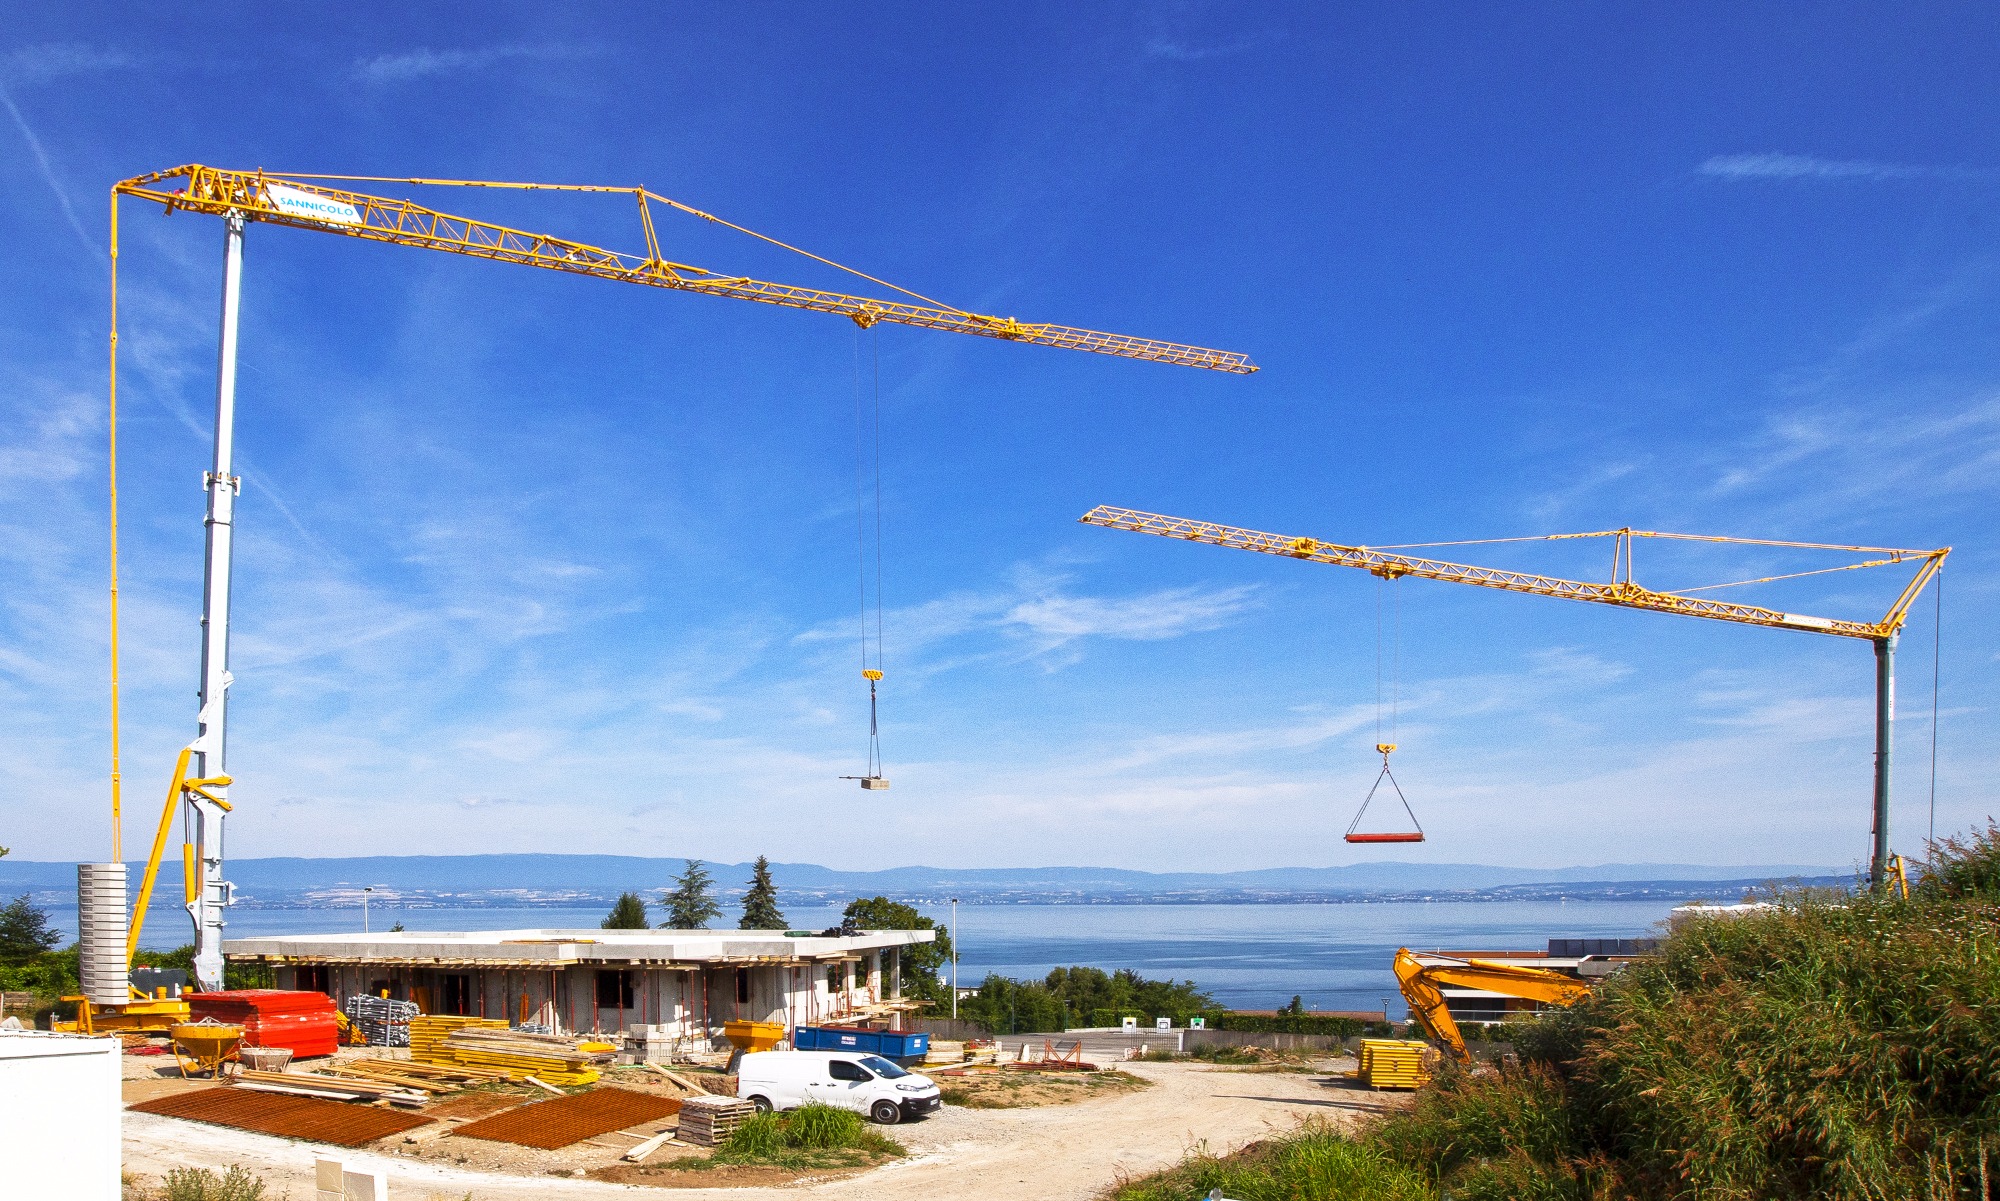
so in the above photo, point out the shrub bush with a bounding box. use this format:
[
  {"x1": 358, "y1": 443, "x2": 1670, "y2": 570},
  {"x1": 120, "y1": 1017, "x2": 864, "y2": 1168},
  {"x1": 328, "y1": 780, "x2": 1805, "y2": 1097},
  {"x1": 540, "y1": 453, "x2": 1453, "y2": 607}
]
[
  {"x1": 161, "y1": 1166, "x2": 265, "y2": 1201},
  {"x1": 1114, "y1": 822, "x2": 2000, "y2": 1201},
  {"x1": 1209, "y1": 1013, "x2": 1364, "y2": 1037},
  {"x1": 784, "y1": 1101, "x2": 865, "y2": 1149}
]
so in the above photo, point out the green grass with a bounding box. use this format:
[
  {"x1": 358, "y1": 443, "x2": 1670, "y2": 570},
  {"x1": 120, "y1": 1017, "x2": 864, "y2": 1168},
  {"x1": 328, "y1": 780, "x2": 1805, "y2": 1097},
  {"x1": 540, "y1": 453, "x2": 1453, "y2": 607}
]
[
  {"x1": 665, "y1": 1103, "x2": 905, "y2": 1172},
  {"x1": 1108, "y1": 1120, "x2": 1431, "y2": 1201},
  {"x1": 1111, "y1": 822, "x2": 2000, "y2": 1201}
]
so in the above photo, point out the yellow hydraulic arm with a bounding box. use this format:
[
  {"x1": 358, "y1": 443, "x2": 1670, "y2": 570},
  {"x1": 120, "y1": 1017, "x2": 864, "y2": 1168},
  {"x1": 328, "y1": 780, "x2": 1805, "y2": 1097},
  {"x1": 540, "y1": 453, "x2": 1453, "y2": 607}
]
[
  {"x1": 112, "y1": 166, "x2": 1257, "y2": 373},
  {"x1": 1393, "y1": 947, "x2": 1592, "y2": 1062},
  {"x1": 1079, "y1": 506, "x2": 1949, "y2": 887}
]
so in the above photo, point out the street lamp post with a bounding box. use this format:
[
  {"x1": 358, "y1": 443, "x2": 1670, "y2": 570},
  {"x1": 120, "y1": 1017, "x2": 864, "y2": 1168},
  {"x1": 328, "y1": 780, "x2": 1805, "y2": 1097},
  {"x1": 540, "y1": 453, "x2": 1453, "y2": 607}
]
[
  {"x1": 363, "y1": 887, "x2": 373, "y2": 934},
  {"x1": 949, "y1": 898, "x2": 959, "y2": 1021}
]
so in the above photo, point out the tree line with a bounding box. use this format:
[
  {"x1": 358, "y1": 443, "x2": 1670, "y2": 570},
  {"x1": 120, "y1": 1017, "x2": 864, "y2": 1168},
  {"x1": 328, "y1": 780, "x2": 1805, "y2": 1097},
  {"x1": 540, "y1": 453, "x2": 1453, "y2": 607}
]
[{"x1": 599, "y1": 857, "x2": 958, "y2": 1009}]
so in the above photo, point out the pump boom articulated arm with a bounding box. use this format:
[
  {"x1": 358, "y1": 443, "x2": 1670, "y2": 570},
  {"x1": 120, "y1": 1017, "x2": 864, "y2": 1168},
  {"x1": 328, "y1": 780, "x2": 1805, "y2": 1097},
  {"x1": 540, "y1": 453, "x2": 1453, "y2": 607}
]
[
  {"x1": 114, "y1": 166, "x2": 1258, "y2": 373},
  {"x1": 1394, "y1": 948, "x2": 1593, "y2": 1061}
]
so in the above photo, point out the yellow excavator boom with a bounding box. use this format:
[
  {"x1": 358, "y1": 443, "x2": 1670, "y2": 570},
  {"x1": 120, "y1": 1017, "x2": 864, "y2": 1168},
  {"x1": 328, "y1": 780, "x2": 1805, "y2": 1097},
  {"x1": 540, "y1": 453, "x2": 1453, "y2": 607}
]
[{"x1": 1393, "y1": 947, "x2": 1594, "y2": 1061}]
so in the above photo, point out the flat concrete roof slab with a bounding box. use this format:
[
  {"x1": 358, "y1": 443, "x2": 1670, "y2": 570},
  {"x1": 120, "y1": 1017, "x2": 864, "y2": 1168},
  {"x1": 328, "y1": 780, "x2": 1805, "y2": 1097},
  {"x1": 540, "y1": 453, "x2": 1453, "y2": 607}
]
[{"x1": 223, "y1": 926, "x2": 934, "y2": 965}]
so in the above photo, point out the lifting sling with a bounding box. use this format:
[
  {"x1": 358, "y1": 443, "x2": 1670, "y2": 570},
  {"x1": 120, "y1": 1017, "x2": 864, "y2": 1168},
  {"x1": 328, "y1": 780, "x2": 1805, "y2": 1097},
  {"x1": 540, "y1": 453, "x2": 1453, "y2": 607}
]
[{"x1": 1346, "y1": 743, "x2": 1424, "y2": 844}]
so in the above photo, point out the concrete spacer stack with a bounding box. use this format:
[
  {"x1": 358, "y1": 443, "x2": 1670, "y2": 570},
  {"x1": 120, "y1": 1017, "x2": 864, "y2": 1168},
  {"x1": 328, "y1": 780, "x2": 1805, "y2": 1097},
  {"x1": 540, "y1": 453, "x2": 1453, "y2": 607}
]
[{"x1": 75, "y1": 864, "x2": 130, "y2": 1007}]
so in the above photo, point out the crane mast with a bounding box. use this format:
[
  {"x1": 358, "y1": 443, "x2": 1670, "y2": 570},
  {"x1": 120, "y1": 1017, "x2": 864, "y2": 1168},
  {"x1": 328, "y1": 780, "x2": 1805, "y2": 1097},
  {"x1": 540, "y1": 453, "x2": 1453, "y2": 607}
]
[
  {"x1": 108, "y1": 168, "x2": 1256, "y2": 991},
  {"x1": 1079, "y1": 505, "x2": 1948, "y2": 887}
]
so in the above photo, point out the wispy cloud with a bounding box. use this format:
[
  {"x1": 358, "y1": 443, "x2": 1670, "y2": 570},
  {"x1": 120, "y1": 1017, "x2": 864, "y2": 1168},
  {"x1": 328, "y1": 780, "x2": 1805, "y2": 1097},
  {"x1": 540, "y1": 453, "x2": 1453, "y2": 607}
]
[
  {"x1": 0, "y1": 44, "x2": 128, "y2": 260},
  {"x1": 354, "y1": 45, "x2": 593, "y2": 83},
  {"x1": 795, "y1": 569, "x2": 1261, "y2": 673},
  {"x1": 0, "y1": 43, "x2": 130, "y2": 87},
  {"x1": 1144, "y1": 36, "x2": 1268, "y2": 62},
  {"x1": 1697, "y1": 153, "x2": 1990, "y2": 182}
]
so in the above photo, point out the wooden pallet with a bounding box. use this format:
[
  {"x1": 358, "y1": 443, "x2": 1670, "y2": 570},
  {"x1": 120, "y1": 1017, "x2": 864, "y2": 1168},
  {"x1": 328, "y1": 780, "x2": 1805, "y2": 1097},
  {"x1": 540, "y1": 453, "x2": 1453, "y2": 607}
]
[{"x1": 676, "y1": 1096, "x2": 756, "y2": 1146}]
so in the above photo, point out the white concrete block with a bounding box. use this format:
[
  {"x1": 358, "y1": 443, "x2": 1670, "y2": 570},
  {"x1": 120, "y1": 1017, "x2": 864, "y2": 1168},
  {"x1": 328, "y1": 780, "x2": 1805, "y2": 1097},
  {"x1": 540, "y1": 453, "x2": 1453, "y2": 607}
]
[
  {"x1": 343, "y1": 1167, "x2": 389, "y2": 1201},
  {"x1": 316, "y1": 1158, "x2": 345, "y2": 1191}
]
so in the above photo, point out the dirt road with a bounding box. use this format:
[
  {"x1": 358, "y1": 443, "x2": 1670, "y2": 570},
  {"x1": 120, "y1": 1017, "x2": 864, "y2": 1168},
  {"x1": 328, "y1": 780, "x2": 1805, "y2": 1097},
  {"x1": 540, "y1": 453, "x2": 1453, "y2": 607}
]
[{"x1": 123, "y1": 1062, "x2": 1401, "y2": 1200}]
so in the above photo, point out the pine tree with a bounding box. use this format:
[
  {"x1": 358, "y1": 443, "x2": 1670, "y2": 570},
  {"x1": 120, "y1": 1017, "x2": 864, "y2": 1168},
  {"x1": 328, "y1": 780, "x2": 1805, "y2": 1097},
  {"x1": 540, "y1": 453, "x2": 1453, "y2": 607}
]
[
  {"x1": 0, "y1": 894, "x2": 61, "y2": 966},
  {"x1": 602, "y1": 892, "x2": 649, "y2": 930},
  {"x1": 662, "y1": 860, "x2": 722, "y2": 930},
  {"x1": 739, "y1": 856, "x2": 787, "y2": 930}
]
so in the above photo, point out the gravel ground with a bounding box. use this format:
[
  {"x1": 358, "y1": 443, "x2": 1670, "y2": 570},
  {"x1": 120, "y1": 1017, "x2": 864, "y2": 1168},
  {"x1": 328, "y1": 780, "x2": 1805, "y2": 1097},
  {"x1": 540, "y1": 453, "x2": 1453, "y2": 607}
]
[{"x1": 122, "y1": 1060, "x2": 1405, "y2": 1200}]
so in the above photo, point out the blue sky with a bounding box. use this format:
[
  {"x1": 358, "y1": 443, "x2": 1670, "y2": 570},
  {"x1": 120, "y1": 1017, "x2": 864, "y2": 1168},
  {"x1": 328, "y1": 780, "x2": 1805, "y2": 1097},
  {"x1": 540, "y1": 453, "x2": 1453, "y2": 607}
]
[{"x1": 2, "y1": 4, "x2": 1994, "y2": 871}]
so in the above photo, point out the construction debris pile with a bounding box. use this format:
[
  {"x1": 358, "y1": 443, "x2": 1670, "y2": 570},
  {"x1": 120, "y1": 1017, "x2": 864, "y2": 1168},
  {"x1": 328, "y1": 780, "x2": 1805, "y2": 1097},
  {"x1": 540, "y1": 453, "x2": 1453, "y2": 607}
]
[{"x1": 409, "y1": 1015, "x2": 615, "y2": 1086}]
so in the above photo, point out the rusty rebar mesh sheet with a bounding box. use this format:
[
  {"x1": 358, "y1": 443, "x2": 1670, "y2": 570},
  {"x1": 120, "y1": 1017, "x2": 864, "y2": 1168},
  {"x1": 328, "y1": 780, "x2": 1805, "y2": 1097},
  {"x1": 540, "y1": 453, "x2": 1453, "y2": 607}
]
[
  {"x1": 453, "y1": 1086, "x2": 681, "y2": 1149},
  {"x1": 128, "y1": 1087, "x2": 430, "y2": 1147}
]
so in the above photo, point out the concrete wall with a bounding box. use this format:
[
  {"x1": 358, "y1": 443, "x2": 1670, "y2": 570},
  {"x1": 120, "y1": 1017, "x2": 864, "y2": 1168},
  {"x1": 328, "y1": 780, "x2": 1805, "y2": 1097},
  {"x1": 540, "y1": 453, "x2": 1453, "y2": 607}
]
[
  {"x1": 274, "y1": 959, "x2": 894, "y2": 1038},
  {"x1": 0, "y1": 1032, "x2": 120, "y2": 1200}
]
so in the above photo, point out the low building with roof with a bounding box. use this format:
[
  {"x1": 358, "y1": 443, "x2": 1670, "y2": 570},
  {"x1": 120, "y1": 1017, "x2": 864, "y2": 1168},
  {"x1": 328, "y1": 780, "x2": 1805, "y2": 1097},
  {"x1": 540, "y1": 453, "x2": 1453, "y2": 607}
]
[{"x1": 223, "y1": 927, "x2": 933, "y2": 1043}]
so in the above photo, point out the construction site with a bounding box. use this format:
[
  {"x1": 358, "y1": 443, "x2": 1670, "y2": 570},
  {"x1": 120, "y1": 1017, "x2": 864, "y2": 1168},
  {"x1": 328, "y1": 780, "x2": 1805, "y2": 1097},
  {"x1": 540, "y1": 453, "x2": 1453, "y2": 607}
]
[{"x1": 1, "y1": 10, "x2": 1991, "y2": 1201}]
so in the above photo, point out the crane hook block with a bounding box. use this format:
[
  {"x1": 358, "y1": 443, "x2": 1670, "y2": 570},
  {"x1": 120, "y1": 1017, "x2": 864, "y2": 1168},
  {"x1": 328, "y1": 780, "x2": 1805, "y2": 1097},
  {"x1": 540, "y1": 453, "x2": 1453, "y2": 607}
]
[
  {"x1": 1376, "y1": 743, "x2": 1397, "y2": 755},
  {"x1": 863, "y1": 669, "x2": 884, "y2": 681}
]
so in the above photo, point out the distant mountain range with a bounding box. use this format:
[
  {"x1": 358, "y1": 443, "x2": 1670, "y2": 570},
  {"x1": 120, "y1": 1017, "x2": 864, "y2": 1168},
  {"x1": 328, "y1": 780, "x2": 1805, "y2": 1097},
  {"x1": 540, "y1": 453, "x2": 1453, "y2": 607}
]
[{"x1": 0, "y1": 853, "x2": 1851, "y2": 908}]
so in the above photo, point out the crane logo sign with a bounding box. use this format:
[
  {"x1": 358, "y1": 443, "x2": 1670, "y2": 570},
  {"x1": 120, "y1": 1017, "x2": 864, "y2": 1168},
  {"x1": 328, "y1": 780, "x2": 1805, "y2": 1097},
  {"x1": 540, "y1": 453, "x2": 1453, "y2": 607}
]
[{"x1": 264, "y1": 183, "x2": 361, "y2": 225}]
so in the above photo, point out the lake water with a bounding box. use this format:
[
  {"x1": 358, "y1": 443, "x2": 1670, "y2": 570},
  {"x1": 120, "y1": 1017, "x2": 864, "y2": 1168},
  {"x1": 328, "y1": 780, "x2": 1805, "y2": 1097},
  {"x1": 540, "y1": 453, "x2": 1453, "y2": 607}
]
[{"x1": 48, "y1": 898, "x2": 1676, "y2": 1018}]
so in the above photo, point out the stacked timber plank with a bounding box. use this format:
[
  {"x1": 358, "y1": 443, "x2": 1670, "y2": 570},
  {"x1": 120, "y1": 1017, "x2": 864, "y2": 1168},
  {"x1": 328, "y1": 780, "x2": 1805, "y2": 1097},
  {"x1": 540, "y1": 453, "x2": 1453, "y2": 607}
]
[
  {"x1": 1356, "y1": 1038, "x2": 1432, "y2": 1090},
  {"x1": 319, "y1": 1057, "x2": 511, "y2": 1095},
  {"x1": 231, "y1": 1067, "x2": 428, "y2": 1107},
  {"x1": 409, "y1": 1015, "x2": 508, "y2": 1062},
  {"x1": 676, "y1": 1095, "x2": 756, "y2": 1146},
  {"x1": 412, "y1": 1020, "x2": 614, "y2": 1087}
]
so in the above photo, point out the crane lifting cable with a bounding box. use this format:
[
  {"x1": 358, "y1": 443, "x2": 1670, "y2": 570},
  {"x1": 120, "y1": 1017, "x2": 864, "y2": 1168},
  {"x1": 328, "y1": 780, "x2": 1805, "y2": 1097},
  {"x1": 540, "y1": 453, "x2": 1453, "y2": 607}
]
[
  {"x1": 839, "y1": 327, "x2": 890, "y2": 790},
  {"x1": 1347, "y1": 571, "x2": 1424, "y2": 843}
]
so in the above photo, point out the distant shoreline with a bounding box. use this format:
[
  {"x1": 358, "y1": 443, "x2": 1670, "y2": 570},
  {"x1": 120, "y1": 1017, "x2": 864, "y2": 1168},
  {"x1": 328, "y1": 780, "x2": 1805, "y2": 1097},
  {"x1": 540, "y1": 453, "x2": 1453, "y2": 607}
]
[{"x1": 24, "y1": 876, "x2": 1842, "y2": 910}]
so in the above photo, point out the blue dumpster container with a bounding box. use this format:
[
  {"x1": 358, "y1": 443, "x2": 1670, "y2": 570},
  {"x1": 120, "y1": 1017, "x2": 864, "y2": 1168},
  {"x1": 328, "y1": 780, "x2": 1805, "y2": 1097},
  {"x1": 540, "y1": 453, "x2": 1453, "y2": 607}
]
[{"x1": 791, "y1": 1025, "x2": 930, "y2": 1066}]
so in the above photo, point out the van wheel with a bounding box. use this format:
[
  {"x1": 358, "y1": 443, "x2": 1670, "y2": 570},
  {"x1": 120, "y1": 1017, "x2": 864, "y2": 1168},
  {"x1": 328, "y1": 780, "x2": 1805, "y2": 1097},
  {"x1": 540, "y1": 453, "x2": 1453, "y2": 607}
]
[
  {"x1": 870, "y1": 1100, "x2": 902, "y2": 1125},
  {"x1": 748, "y1": 1095, "x2": 773, "y2": 1114}
]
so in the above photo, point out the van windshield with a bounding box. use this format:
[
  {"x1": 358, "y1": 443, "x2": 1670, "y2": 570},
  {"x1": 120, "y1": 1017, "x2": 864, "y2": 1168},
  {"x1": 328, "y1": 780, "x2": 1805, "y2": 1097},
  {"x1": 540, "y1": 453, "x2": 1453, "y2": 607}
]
[{"x1": 857, "y1": 1055, "x2": 909, "y2": 1078}]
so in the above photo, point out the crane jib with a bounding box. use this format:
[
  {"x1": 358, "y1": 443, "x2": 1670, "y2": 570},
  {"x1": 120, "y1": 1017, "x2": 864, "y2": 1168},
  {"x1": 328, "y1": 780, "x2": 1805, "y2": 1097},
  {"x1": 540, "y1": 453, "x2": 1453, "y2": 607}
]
[{"x1": 114, "y1": 166, "x2": 1258, "y2": 374}]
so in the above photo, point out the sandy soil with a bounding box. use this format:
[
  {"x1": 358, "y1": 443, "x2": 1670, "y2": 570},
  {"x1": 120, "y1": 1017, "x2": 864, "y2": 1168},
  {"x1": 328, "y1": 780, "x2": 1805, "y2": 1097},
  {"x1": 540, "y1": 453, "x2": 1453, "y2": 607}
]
[
  {"x1": 933, "y1": 1067, "x2": 1151, "y2": 1108},
  {"x1": 123, "y1": 1060, "x2": 1406, "y2": 1200}
]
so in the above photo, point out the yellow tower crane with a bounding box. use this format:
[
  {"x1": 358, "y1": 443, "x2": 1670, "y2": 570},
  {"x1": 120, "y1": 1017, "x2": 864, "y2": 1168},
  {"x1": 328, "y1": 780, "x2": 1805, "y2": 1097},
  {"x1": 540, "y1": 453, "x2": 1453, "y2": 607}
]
[
  {"x1": 105, "y1": 167, "x2": 1256, "y2": 992},
  {"x1": 1078, "y1": 505, "x2": 1948, "y2": 887}
]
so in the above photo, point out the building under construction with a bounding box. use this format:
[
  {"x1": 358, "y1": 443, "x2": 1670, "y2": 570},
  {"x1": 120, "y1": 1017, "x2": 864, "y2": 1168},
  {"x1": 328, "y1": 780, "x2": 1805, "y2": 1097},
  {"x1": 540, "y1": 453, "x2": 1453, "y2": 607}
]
[{"x1": 223, "y1": 927, "x2": 934, "y2": 1041}]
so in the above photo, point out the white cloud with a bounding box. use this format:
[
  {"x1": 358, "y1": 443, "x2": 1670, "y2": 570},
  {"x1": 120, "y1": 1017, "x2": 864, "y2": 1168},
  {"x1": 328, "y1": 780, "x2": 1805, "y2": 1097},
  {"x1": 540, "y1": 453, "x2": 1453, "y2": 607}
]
[
  {"x1": 1144, "y1": 37, "x2": 1266, "y2": 62},
  {"x1": 795, "y1": 569, "x2": 1260, "y2": 672},
  {"x1": 0, "y1": 43, "x2": 130, "y2": 87},
  {"x1": 354, "y1": 45, "x2": 591, "y2": 83},
  {"x1": 1697, "y1": 153, "x2": 1988, "y2": 182}
]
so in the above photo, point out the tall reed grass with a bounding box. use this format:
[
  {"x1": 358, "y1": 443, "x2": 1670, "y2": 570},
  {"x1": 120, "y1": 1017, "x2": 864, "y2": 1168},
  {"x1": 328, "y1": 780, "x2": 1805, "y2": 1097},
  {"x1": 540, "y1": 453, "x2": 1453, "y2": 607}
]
[{"x1": 1110, "y1": 821, "x2": 2000, "y2": 1201}]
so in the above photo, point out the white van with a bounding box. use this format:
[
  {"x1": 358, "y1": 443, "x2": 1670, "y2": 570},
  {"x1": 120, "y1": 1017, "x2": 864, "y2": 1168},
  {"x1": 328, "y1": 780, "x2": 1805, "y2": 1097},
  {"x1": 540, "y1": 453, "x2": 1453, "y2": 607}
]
[{"x1": 735, "y1": 1050, "x2": 942, "y2": 1124}]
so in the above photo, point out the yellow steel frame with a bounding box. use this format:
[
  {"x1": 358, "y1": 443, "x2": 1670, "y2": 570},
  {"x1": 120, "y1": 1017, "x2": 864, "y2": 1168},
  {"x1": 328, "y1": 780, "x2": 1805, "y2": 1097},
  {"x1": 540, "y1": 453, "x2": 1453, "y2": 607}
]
[
  {"x1": 113, "y1": 166, "x2": 1257, "y2": 373},
  {"x1": 1078, "y1": 506, "x2": 1948, "y2": 641}
]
